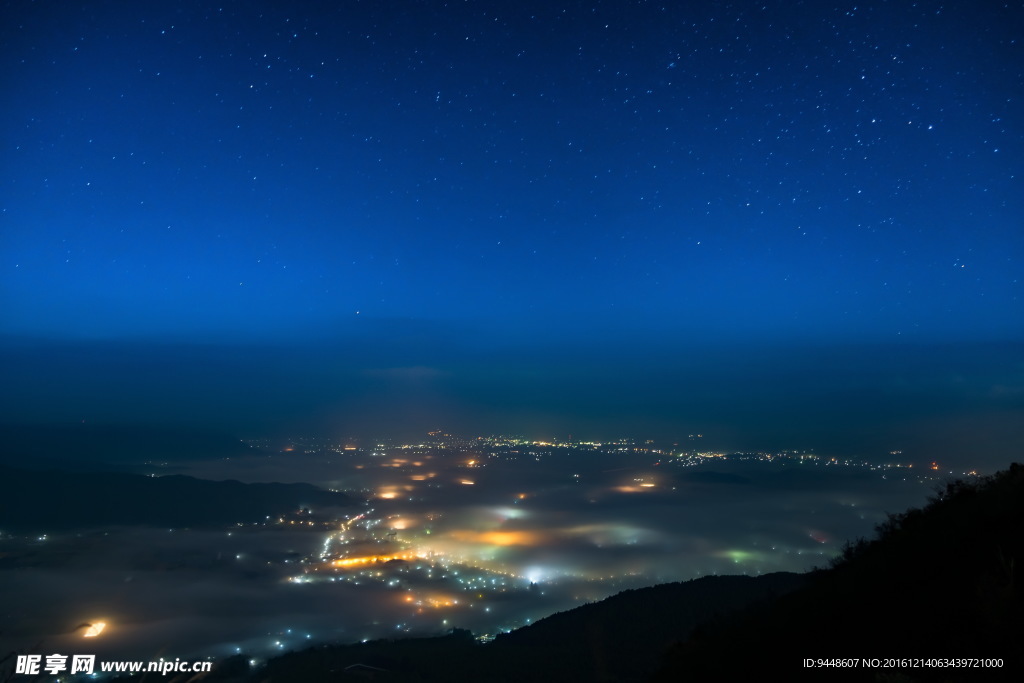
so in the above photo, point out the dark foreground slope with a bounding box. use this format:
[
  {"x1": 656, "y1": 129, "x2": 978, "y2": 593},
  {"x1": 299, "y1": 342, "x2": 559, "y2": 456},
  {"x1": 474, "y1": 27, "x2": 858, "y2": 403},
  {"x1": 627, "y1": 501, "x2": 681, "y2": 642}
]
[
  {"x1": 655, "y1": 463, "x2": 1023, "y2": 682},
  {"x1": 487, "y1": 572, "x2": 804, "y2": 682},
  {"x1": 234, "y1": 572, "x2": 803, "y2": 683},
  {"x1": 0, "y1": 465, "x2": 352, "y2": 531}
]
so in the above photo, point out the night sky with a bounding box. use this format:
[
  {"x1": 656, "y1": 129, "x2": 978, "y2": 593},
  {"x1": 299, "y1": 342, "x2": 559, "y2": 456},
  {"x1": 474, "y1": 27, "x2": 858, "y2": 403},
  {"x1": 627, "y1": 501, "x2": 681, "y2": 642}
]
[{"x1": 1, "y1": 1, "x2": 1022, "y2": 466}]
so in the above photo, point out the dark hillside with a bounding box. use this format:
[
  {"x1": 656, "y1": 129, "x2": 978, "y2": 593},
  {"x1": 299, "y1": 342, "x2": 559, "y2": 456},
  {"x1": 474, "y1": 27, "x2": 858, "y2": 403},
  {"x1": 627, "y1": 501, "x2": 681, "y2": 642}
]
[
  {"x1": 232, "y1": 573, "x2": 803, "y2": 683},
  {"x1": 488, "y1": 572, "x2": 804, "y2": 682},
  {"x1": 655, "y1": 463, "x2": 1023, "y2": 681}
]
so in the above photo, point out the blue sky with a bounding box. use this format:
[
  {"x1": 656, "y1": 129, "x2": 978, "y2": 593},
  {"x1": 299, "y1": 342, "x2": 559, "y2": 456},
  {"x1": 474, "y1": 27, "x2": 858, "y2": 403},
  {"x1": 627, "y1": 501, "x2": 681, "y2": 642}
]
[{"x1": 1, "y1": 1, "x2": 1021, "y2": 467}]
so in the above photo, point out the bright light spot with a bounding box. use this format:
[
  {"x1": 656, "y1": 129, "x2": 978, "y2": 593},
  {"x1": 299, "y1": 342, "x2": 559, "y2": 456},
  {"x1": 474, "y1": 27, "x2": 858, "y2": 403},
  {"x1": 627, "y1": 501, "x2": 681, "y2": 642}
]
[
  {"x1": 525, "y1": 567, "x2": 545, "y2": 583},
  {"x1": 717, "y1": 549, "x2": 758, "y2": 564},
  {"x1": 491, "y1": 506, "x2": 525, "y2": 520},
  {"x1": 450, "y1": 530, "x2": 541, "y2": 546},
  {"x1": 83, "y1": 622, "x2": 106, "y2": 638}
]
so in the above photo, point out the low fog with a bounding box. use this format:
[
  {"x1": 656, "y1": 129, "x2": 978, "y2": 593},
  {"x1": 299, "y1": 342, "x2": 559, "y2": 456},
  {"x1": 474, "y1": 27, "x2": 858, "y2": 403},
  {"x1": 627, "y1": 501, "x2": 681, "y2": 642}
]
[{"x1": 1, "y1": 450, "x2": 936, "y2": 663}]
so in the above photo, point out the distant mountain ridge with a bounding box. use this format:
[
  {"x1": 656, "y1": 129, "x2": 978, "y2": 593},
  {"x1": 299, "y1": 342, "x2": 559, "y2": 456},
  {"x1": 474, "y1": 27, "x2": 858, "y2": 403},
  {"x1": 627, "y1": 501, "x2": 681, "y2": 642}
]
[
  {"x1": 0, "y1": 423, "x2": 257, "y2": 469},
  {"x1": 0, "y1": 465, "x2": 352, "y2": 531}
]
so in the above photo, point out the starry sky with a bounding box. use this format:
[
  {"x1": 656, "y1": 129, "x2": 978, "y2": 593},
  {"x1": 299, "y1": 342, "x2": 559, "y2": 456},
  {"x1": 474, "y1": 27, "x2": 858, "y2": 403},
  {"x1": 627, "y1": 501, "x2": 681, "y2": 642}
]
[{"x1": 1, "y1": 1, "x2": 1022, "y2": 464}]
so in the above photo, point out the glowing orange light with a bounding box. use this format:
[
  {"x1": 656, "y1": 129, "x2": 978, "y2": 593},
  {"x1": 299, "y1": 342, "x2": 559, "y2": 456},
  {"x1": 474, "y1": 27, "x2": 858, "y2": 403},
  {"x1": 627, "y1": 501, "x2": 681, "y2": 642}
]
[
  {"x1": 423, "y1": 593, "x2": 459, "y2": 608},
  {"x1": 331, "y1": 551, "x2": 416, "y2": 568},
  {"x1": 450, "y1": 530, "x2": 540, "y2": 546},
  {"x1": 83, "y1": 622, "x2": 106, "y2": 638}
]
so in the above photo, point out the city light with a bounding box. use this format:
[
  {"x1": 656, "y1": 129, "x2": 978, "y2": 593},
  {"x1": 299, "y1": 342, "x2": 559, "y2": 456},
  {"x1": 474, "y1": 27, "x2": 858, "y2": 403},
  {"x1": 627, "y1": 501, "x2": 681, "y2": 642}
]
[{"x1": 82, "y1": 622, "x2": 106, "y2": 638}]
